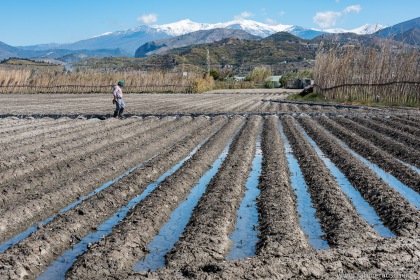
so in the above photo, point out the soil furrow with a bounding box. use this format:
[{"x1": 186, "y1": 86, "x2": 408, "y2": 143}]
[
  {"x1": 393, "y1": 115, "x2": 420, "y2": 129},
  {"x1": 299, "y1": 117, "x2": 420, "y2": 237},
  {"x1": 0, "y1": 117, "x2": 201, "y2": 242},
  {"x1": 0, "y1": 117, "x2": 164, "y2": 181},
  {"x1": 140, "y1": 237, "x2": 420, "y2": 279},
  {"x1": 372, "y1": 117, "x2": 420, "y2": 138},
  {"x1": 66, "y1": 117, "x2": 244, "y2": 279},
  {"x1": 0, "y1": 118, "x2": 69, "y2": 136},
  {"x1": 351, "y1": 117, "x2": 420, "y2": 151},
  {"x1": 0, "y1": 118, "x2": 104, "y2": 158},
  {"x1": 333, "y1": 117, "x2": 420, "y2": 168},
  {"x1": 282, "y1": 117, "x2": 380, "y2": 246},
  {"x1": 0, "y1": 118, "x2": 76, "y2": 144},
  {"x1": 165, "y1": 116, "x2": 261, "y2": 268},
  {"x1": 0, "y1": 116, "x2": 139, "y2": 157},
  {"x1": 315, "y1": 116, "x2": 420, "y2": 194},
  {"x1": 256, "y1": 116, "x2": 310, "y2": 256},
  {"x1": 0, "y1": 118, "x2": 45, "y2": 134},
  {"x1": 0, "y1": 117, "x2": 180, "y2": 207},
  {"x1": 0, "y1": 117, "x2": 227, "y2": 279}
]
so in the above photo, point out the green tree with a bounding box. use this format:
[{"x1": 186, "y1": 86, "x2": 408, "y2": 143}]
[{"x1": 209, "y1": 69, "x2": 220, "y2": 81}]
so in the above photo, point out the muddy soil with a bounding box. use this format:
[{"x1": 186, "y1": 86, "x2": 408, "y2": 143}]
[
  {"x1": 0, "y1": 117, "x2": 201, "y2": 242},
  {"x1": 333, "y1": 117, "x2": 420, "y2": 168},
  {"x1": 142, "y1": 237, "x2": 420, "y2": 279},
  {"x1": 165, "y1": 117, "x2": 261, "y2": 268},
  {"x1": 393, "y1": 115, "x2": 420, "y2": 129},
  {"x1": 298, "y1": 117, "x2": 420, "y2": 237},
  {"x1": 1, "y1": 93, "x2": 420, "y2": 279},
  {"x1": 373, "y1": 116, "x2": 420, "y2": 138},
  {"x1": 256, "y1": 116, "x2": 310, "y2": 256},
  {"x1": 282, "y1": 117, "x2": 380, "y2": 246},
  {"x1": 0, "y1": 117, "x2": 228, "y2": 279},
  {"x1": 315, "y1": 116, "x2": 420, "y2": 194},
  {"x1": 66, "y1": 117, "x2": 245, "y2": 278},
  {"x1": 350, "y1": 117, "x2": 420, "y2": 151}
]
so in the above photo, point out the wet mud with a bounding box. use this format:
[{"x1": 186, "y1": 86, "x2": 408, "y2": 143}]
[{"x1": 1, "y1": 93, "x2": 419, "y2": 279}]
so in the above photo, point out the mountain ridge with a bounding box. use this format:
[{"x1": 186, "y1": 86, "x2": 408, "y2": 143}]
[{"x1": 15, "y1": 19, "x2": 388, "y2": 55}]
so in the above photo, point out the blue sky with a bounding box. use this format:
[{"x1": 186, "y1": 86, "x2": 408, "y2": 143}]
[{"x1": 1, "y1": 0, "x2": 419, "y2": 46}]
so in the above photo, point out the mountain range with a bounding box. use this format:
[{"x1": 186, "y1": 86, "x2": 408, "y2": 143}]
[{"x1": 1, "y1": 17, "x2": 418, "y2": 62}]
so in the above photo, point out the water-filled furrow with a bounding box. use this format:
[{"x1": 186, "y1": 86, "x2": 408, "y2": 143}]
[
  {"x1": 314, "y1": 116, "x2": 420, "y2": 195},
  {"x1": 133, "y1": 122, "x2": 243, "y2": 272},
  {"x1": 396, "y1": 159, "x2": 420, "y2": 174},
  {"x1": 336, "y1": 139, "x2": 420, "y2": 210},
  {"x1": 226, "y1": 124, "x2": 262, "y2": 260},
  {"x1": 296, "y1": 122, "x2": 395, "y2": 238},
  {"x1": 278, "y1": 120, "x2": 329, "y2": 250},
  {"x1": 37, "y1": 136, "x2": 210, "y2": 280},
  {"x1": 0, "y1": 153, "x2": 159, "y2": 254}
]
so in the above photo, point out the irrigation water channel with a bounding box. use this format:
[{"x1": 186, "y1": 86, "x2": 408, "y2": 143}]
[
  {"x1": 278, "y1": 120, "x2": 330, "y2": 250},
  {"x1": 296, "y1": 122, "x2": 395, "y2": 238},
  {"x1": 37, "y1": 133, "x2": 215, "y2": 280},
  {"x1": 133, "y1": 123, "x2": 246, "y2": 271},
  {"x1": 334, "y1": 137, "x2": 420, "y2": 210},
  {"x1": 0, "y1": 153, "x2": 162, "y2": 254},
  {"x1": 226, "y1": 124, "x2": 262, "y2": 261}
]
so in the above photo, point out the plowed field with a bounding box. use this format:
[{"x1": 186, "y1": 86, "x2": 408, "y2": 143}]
[{"x1": 0, "y1": 92, "x2": 419, "y2": 279}]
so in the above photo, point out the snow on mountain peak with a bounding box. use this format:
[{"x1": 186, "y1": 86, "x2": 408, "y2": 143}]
[
  {"x1": 325, "y1": 23, "x2": 385, "y2": 35},
  {"x1": 151, "y1": 19, "x2": 212, "y2": 36},
  {"x1": 147, "y1": 19, "x2": 293, "y2": 38}
]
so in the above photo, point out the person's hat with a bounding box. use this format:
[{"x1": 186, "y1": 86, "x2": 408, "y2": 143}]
[{"x1": 118, "y1": 80, "x2": 124, "y2": 87}]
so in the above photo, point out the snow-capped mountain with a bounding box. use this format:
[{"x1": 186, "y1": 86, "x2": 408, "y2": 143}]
[
  {"x1": 325, "y1": 24, "x2": 385, "y2": 35},
  {"x1": 17, "y1": 19, "x2": 387, "y2": 56},
  {"x1": 148, "y1": 19, "x2": 293, "y2": 38}
]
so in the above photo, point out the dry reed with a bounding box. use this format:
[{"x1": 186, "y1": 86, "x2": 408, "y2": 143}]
[
  {"x1": 0, "y1": 68, "x2": 207, "y2": 93},
  {"x1": 314, "y1": 42, "x2": 420, "y2": 105}
]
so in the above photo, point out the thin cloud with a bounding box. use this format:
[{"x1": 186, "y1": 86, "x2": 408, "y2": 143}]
[
  {"x1": 265, "y1": 18, "x2": 278, "y2": 25},
  {"x1": 344, "y1": 5, "x2": 362, "y2": 13},
  {"x1": 234, "y1": 11, "x2": 254, "y2": 20},
  {"x1": 137, "y1": 14, "x2": 158, "y2": 24},
  {"x1": 313, "y1": 11, "x2": 341, "y2": 28},
  {"x1": 313, "y1": 5, "x2": 362, "y2": 28}
]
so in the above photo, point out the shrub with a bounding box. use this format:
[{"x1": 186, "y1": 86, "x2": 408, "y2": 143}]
[
  {"x1": 209, "y1": 69, "x2": 220, "y2": 81},
  {"x1": 280, "y1": 70, "x2": 313, "y2": 87},
  {"x1": 264, "y1": 81, "x2": 277, "y2": 88},
  {"x1": 245, "y1": 66, "x2": 272, "y2": 83}
]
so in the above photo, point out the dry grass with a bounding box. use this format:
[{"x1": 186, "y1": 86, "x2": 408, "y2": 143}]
[
  {"x1": 314, "y1": 43, "x2": 420, "y2": 105},
  {"x1": 0, "y1": 67, "x2": 208, "y2": 93}
]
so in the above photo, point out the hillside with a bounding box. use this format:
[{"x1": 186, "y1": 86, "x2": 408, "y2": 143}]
[
  {"x1": 373, "y1": 17, "x2": 419, "y2": 46},
  {"x1": 310, "y1": 32, "x2": 410, "y2": 47},
  {"x1": 390, "y1": 28, "x2": 420, "y2": 46},
  {"x1": 135, "y1": 33, "x2": 316, "y2": 74},
  {"x1": 135, "y1": 28, "x2": 260, "y2": 58}
]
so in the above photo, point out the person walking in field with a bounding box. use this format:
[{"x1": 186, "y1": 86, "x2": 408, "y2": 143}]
[{"x1": 113, "y1": 80, "x2": 126, "y2": 119}]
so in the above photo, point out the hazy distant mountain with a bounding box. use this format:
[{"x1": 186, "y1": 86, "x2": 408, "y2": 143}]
[
  {"x1": 374, "y1": 17, "x2": 420, "y2": 45},
  {"x1": 284, "y1": 26, "x2": 326, "y2": 39},
  {"x1": 0, "y1": 41, "x2": 129, "y2": 60},
  {"x1": 135, "y1": 28, "x2": 260, "y2": 58}
]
